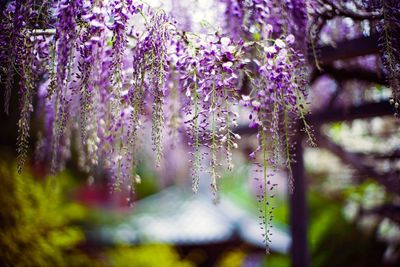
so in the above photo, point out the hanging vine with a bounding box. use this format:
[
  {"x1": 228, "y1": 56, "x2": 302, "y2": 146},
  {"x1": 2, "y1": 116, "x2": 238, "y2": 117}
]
[{"x1": 1, "y1": 0, "x2": 398, "y2": 253}]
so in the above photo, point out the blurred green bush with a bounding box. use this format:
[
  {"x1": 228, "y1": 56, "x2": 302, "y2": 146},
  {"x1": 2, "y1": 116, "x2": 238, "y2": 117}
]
[
  {"x1": 0, "y1": 164, "x2": 95, "y2": 267},
  {"x1": 0, "y1": 164, "x2": 193, "y2": 267},
  {"x1": 106, "y1": 245, "x2": 194, "y2": 267}
]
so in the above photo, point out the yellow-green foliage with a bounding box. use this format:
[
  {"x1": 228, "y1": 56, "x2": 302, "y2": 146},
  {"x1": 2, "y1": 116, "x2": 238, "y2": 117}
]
[
  {"x1": 0, "y1": 164, "x2": 195, "y2": 267},
  {"x1": 216, "y1": 249, "x2": 247, "y2": 267},
  {"x1": 106, "y1": 244, "x2": 194, "y2": 267},
  {"x1": 0, "y1": 164, "x2": 94, "y2": 267}
]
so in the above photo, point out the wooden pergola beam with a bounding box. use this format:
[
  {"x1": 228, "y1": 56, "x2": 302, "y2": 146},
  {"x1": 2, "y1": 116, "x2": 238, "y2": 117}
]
[
  {"x1": 362, "y1": 204, "x2": 400, "y2": 224},
  {"x1": 316, "y1": 132, "x2": 400, "y2": 195},
  {"x1": 310, "y1": 34, "x2": 380, "y2": 65},
  {"x1": 307, "y1": 101, "x2": 394, "y2": 125},
  {"x1": 311, "y1": 66, "x2": 387, "y2": 85},
  {"x1": 355, "y1": 150, "x2": 400, "y2": 160},
  {"x1": 234, "y1": 101, "x2": 394, "y2": 136}
]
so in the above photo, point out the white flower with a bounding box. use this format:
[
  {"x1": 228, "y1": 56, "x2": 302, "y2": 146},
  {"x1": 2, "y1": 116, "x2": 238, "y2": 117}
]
[
  {"x1": 220, "y1": 37, "x2": 230, "y2": 46},
  {"x1": 222, "y1": 61, "x2": 233, "y2": 68},
  {"x1": 285, "y1": 34, "x2": 295, "y2": 44},
  {"x1": 265, "y1": 45, "x2": 277, "y2": 54},
  {"x1": 276, "y1": 48, "x2": 288, "y2": 63},
  {"x1": 242, "y1": 95, "x2": 251, "y2": 101},
  {"x1": 221, "y1": 135, "x2": 227, "y2": 143},
  {"x1": 252, "y1": 100, "x2": 261, "y2": 108},
  {"x1": 275, "y1": 39, "x2": 286, "y2": 48}
]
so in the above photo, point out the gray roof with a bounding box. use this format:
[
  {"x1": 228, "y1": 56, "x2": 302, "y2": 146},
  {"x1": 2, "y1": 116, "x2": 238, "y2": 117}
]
[{"x1": 107, "y1": 187, "x2": 290, "y2": 253}]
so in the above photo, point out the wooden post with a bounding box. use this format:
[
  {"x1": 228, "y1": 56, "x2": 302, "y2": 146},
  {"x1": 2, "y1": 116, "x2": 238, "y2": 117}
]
[{"x1": 289, "y1": 133, "x2": 309, "y2": 267}]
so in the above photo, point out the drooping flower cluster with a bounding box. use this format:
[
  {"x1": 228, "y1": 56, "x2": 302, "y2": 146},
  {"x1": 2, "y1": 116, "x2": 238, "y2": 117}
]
[
  {"x1": 0, "y1": 0, "x2": 314, "y2": 183},
  {"x1": 128, "y1": 8, "x2": 174, "y2": 182},
  {"x1": 0, "y1": 0, "x2": 48, "y2": 172},
  {"x1": 220, "y1": 0, "x2": 307, "y2": 45},
  {"x1": 0, "y1": 0, "x2": 316, "y2": 253},
  {"x1": 220, "y1": 0, "x2": 270, "y2": 40},
  {"x1": 245, "y1": 34, "x2": 312, "y2": 183},
  {"x1": 285, "y1": 0, "x2": 308, "y2": 49},
  {"x1": 239, "y1": 31, "x2": 312, "y2": 251},
  {"x1": 378, "y1": 0, "x2": 400, "y2": 111},
  {"x1": 177, "y1": 34, "x2": 245, "y2": 197},
  {"x1": 2, "y1": 0, "x2": 400, "y2": 256},
  {"x1": 48, "y1": 0, "x2": 82, "y2": 173},
  {"x1": 0, "y1": 3, "x2": 17, "y2": 115},
  {"x1": 1, "y1": 0, "x2": 316, "y2": 253}
]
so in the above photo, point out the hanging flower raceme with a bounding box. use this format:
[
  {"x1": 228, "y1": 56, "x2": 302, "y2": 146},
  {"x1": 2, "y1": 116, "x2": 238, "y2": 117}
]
[
  {"x1": 38, "y1": 0, "x2": 83, "y2": 174},
  {"x1": 0, "y1": 3, "x2": 17, "y2": 115},
  {"x1": 75, "y1": 0, "x2": 107, "y2": 169},
  {"x1": 123, "y1": 8, "x2": 174, "y2": 195},
  {"x1": 147, "y1": 11, "x2": 173, "y2": 167},
  {"x1": 220, "y1": 0, "x2": 309, "y2": 52},
  {"x1": 177, "y1": 34, "x2": 246, "y2": 198},
  {"x1": 108, "y1": 0, "x2": 129, "y2": 119},
  {"x1": 378, "y1": 0, "x2": 400, "y2": 112},
  {"x1": 244, "y1": 33, "x2": 312, "y2": 184},
  {"x1": 0, "y1": 0, "x2": 319, "y2": 254},
  {"x1": 240, "y1": 32, "x2": 312, "y2": 252},
  {"x1": 286, "y1": 0, "x2": 308, "y2": 49},
  {"x1": 0, "y1": 0, "x2": 48, "y2": 172},
  {"x1": 220, "y1": 0, "x2": 271, "y2": 40},
  {"x1": 103, "y1": 0, "x2": 134, "y2": 190}
]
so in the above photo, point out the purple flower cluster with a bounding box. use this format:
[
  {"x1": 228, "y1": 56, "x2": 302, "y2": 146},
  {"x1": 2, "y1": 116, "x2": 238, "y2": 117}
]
[
  {"x1": 220, "y1": 0, "x2": 270, "y2": 40},
  {"x1": 286, "y1": 0, "x2": 308, "y2": 49},
  {"x1": 1, "y1": 0, "x2": 43, "y2": 172},
  {"x1": 108, "y1": 0, "x2": 129, "y2": 114},
  {"x1": 378, "y1": 0, "x2": 400, "y2": 111},
  {"x1": 1, "y1": 0, "x2": 313, "y2": 192},
  {"x1": 3, "y1": 0, "x2": 400, "y2": 255},
  {"x1": 126, "y1": 9, "x2": 173, "y2": 188},
  {"x1": 220, "y1": 0, "x2": 308, "y2": 51},
  {"x1": 240, "y1": 32, "x2": 311, "y2": 251},
  {"x1": 176, "y1": 34, "x2": 245, "y2": 196},
  {"x1": 0, "y1": 0, "x2": 318, "y2": 253},
  {"x1": 243, "y1": 35, "x2": 309, "y2": 169},
  {"x1": 0, "y1": 3, "x2": 17, "y2": 115}
]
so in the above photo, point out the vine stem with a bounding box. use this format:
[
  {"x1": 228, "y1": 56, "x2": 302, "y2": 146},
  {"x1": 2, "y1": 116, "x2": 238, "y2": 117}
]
[
  {"x1": 261, "y1": 126, "x2": 270, "y2": 254},
  {"x1": 192, "y1": 69, "x2": 201, "y2": 193},
  {"x1": 210, "y1": 78, "x2": 218, "y2": 200}
]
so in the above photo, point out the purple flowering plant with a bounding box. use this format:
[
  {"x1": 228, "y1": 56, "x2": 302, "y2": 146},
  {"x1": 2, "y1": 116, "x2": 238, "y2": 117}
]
[{"x1": 1, "y1": 0, "x2": 398, "y2": 253}]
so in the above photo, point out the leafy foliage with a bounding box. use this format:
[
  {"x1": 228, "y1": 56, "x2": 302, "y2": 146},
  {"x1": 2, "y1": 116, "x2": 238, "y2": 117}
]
[
  {"x1": 0, "y1": 164, "x2": 92, "y2": 267},
  {"x1": 0, "y1": 163, "x2": 195, "y2": 267},
  {"x1": 106, "y1": 244, "x2": 194, "y2": 267}
]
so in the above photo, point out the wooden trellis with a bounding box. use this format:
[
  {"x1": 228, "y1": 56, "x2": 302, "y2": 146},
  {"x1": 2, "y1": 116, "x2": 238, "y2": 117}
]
[
  {"x1": 291, "y1": 34, "x2": 396, "y2": 267},
  {"x1": 237, "y1": 32, "x2": 398, "y2": 266}
]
